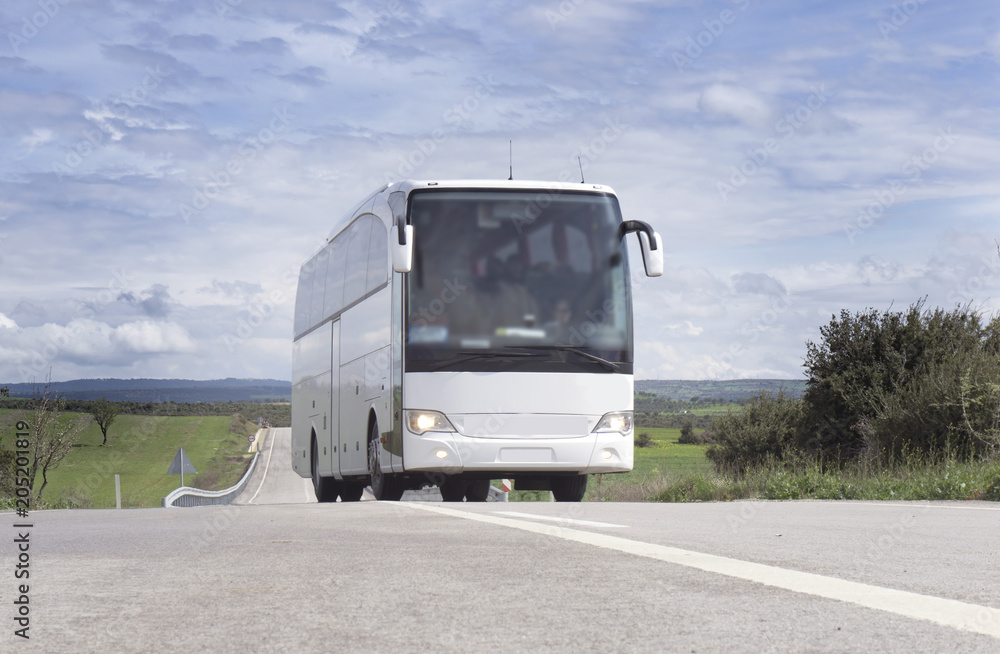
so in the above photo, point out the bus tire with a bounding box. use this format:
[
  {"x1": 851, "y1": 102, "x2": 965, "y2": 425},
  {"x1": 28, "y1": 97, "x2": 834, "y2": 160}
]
[
  {"x1": 368, "y1": 422, "x2": 405, "y2": 501},
  {"x1": 551, "y1": 475, "x2": 588, "y2": 502},
  {"x1": 340, "y1": 483, "x2": 364, "y2": 502},
  {"x1": 312, "y1": 436, "x2": 340, "y2": 503},
  {"x1": 439, "y1": 478, "x2": 467, "y2": 502},
  {"x1": 465, "y1": 479, "x2": 490, "y2": 502}
]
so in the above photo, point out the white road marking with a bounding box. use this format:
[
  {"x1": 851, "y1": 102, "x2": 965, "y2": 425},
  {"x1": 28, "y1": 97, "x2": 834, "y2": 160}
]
[
  {"x1": 494, "y1": 511, "x2": 627, "y2": 529},
  {"x1": 852, "y1": 501, "x2": 1000, "y2": 512},
  {"x1": 247, "y1": 428, "x2": 277, "y2": 505},
  {"x1": 405, "y1": 503, "x2": 1000, "y2": 640}
]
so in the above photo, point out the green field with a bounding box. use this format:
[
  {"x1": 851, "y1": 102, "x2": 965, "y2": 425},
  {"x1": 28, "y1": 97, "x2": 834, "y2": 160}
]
[
  {"x1": 502, "y1": 427, "x2": 712, "y2": 502},
  {"x1": 1, "y1": 411, "x2": 254, "y2": 509},
  {"x1": 586, "y1": 427, "x2": 712, "y2": 501}
]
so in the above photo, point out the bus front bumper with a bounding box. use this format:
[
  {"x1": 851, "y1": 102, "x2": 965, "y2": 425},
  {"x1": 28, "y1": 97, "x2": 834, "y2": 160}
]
[{"x1": 402, "y1": 429, "x2": 634, "y2": 475}]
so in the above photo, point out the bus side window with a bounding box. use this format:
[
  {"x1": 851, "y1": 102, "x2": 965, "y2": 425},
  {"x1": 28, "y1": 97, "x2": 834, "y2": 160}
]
[
  {"x1": 310, "y1": 246, "x2": 330, "y2": 327},
  {"x1": 324, "y1": 234, "x2": 347, "y2": 318},
  {"x1": 294, "y1": 265, "x2": 313, "y2": 337},
  {"x1": 344, "y1": 216, "x2": 373, "y2": 306},
  {"x1": 366, "y1": 217, "x2": 388, "y2": 293}
]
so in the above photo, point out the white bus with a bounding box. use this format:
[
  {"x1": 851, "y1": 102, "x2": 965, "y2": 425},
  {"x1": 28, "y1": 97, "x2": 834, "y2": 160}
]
[{"x1": 291, "y1": 179, "x2": 662, "y2": 502}]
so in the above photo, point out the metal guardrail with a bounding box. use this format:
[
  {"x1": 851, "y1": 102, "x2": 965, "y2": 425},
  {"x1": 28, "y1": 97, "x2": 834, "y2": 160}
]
[{"x1": 162, "y1": 435, "x2": 262, "y2": 508}]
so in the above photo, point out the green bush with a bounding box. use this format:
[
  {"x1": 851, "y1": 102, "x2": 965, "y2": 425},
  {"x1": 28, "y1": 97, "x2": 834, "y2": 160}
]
[
  {"x1": 799, "y1": 301, "x2": 1000, "y2": 464},
  {"x1": 705, "y1": 390, "x2": 803, "y2": 473},
  {"x1": 635, "y1": 432, "x2": 654, "y2": 448},
  {"x1": 679, "y1": 420, "x2": 694, "y2": 442}
]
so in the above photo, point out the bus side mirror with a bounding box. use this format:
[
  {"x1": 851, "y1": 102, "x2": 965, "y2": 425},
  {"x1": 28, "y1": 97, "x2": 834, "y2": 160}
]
[
  {"x1": 391, "y1": 224, "x2": 413, "y2": 273},
  {"x1": 619, "y1": 220, "x2": 663, "y2": 277},
  {"x1": 639, "y1": 230, "x2": 663, "y2": 277}
]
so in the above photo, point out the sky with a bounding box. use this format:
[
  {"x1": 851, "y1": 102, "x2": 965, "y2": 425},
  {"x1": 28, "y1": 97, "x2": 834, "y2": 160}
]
[{"x1": 1, "y1": 0, "x2": 998, "y2": 384}]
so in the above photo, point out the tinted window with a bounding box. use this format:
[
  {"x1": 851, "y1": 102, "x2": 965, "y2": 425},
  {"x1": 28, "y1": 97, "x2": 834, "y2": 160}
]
[
  {"x1": 324, "y1": 234, "x2": 348, "y2": 317},
  {"x1": 366, "y1": 217, "x2": 388, "y2": 293},
  {"x1": 343, "y1": 216, "x2": 373, "y2": 306},
  {"x1": 405, "y1": 190, "x2": 632, "y2": 373},
  {"x1": 309, "y1": 247, "x2": 330, "y2": 327},
  {"x1": 294, "y1": 265, "x2": 313, "y2": 337}
]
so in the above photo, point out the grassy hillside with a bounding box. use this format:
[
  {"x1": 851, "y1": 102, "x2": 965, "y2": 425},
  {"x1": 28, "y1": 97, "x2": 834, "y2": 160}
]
[{"x1": 1, "y1": 411, "x2": 254, "y2": 509}]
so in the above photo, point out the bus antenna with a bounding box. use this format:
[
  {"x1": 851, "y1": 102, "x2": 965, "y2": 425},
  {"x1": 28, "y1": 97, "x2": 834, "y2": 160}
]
[
  {"x1": 578, "y1": 156, "x2": 585, "y2": 183},
  {"x1": 508, "y1": 140, "x2": 513, "y2": 180}
]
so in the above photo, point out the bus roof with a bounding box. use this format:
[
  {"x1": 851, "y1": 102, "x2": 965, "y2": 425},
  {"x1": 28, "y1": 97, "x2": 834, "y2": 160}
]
[
  {"x1": 387, "y1": 179, "x2": 617, "y2": 195},
  {"x1": 324, "y1": 179, "x2": 619, "y2": 244}
]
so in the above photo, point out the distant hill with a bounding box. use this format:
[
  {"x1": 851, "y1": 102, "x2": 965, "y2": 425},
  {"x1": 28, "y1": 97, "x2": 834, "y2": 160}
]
[
  {"x1": 636, "y1": 379, "x2": 807, "y2": 402},
  {"x1": 2, "y1": 377, "x2": 802, "y2": 405},
  {"x1": 2, "y1": 378, "x2": 291, "y2": 403}
]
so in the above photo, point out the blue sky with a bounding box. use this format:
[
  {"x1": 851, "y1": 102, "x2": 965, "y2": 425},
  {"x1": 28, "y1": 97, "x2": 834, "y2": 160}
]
[{"x1": 1, "y1": 0, "x2": 998, "y2": 383}]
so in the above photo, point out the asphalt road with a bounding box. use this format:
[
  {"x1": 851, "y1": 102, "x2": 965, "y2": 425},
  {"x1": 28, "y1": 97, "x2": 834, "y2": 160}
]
[
  {"x1": 234, "y1": 427, "x2": 318, "y2": 505},
  {"x1": 3, "y1": 428, "x2": 999, "y2": 653}
]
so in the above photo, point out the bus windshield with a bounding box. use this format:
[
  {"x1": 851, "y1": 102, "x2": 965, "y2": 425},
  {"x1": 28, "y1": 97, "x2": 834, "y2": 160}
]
[{"x1": 405, "y1": 189, "x2": 633, "y2": 373}]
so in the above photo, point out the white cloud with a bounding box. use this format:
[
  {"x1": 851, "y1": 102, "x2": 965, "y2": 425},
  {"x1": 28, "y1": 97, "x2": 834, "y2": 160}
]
[
  {"x1": 19, "y1": 128, "x2": 54, "y2": 151},
  {"x1": 660, "y1": 321, "x2": 704, "y2": 337},
  {"x1": 113, "y1": 321, "x2": 195, "y2": 354},
  {"x1": 0, "y1": 0, "x2": 997, "y2": 382},
  {"x1": 698, "y1": 84, "x2": 773, "y2": 129}
]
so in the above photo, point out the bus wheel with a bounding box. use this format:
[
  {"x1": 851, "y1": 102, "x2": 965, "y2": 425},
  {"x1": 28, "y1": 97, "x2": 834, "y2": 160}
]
[
  {"x1": 465, "y1": 479, "x2": 490, "y2": 502},
  {"x1": 439, "y1": 478, "x2": 467, "y2": 502},
  {"x1": 368, "y1": 423, "x2": 404, "y2": 501},
  {"x1": 340, "y1": 483, "x2": 364, "y2": 502},
  {"x1": 312, "y1": 437, "x2": 340, "y2": 503},
  {"x1": 551, "y1": 475, "x2": 588, "y2": 502}
]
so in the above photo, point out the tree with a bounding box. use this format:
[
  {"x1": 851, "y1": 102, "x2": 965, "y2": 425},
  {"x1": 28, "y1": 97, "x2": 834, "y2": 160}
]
[
  {"x1": 799, "y1": 300, "x2": 1000, "y2": 463},
  {"x1": 19, "y1": 383, "x2": 86, "y2": 505},
  {"x1": 90, "y1": 397, "x2": 120, "y2": 446},
  {"x1": 706, "y1": 391, "x2": 803, "y2": 473}
]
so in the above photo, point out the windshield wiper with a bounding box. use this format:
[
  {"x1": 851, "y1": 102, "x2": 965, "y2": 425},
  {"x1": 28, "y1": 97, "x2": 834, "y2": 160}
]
[
  {"x1": 428, "y1": 350, "x2": 545, "y2": 371},
  {"x1": 506, "y1": 345, "x2": 621, "y2": 372}
]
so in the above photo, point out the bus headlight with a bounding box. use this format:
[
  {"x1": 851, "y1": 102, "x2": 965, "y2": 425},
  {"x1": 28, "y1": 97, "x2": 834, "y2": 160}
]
[
  {"x1": 593, "y1": 411, "x2": 633, "y2": 435},
  {"x1": 406, "y1": 410, "x2": 456, "y2": 435}
]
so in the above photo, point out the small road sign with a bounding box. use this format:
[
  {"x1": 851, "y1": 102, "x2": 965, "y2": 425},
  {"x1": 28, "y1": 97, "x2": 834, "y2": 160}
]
[
  {"x1": 248, "y1": 433, "x2": 256, "y2": 443},
  {"x1": 167, "y1": 448, "x2": 197, "y2": 488}
]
